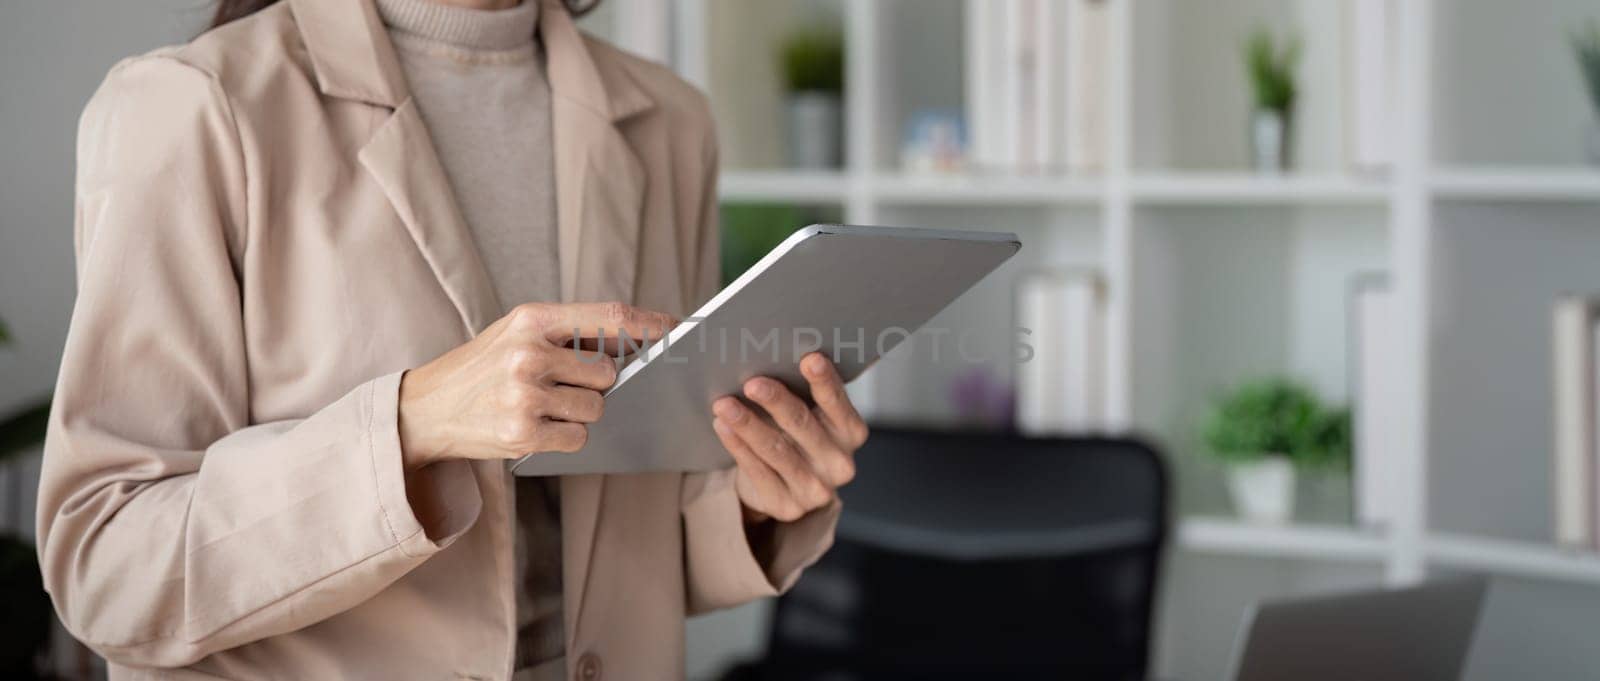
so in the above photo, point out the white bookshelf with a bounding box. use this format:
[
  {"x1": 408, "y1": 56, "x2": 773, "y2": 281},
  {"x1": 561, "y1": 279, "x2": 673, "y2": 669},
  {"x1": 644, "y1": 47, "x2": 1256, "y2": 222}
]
[
  {"x1": 718, "y1": 170, "x2": 850, "y2": 203},
  {"x1": 1428, "y1": 532, "x2": 1600, "y2": 585},
  {"x1": 873, "y1": 173, "x2": 1104, "y2": 205},
  {"x1": 1431, "y1": 167, "x2": 1600, "y2": 201},
  {"x1": 670, "y1": 0, "x2": 1600, "y2": 589},
  {"x1": 1129, "y1": 172, "x2": 1390, "y2": 205},
  {"x1": 589, "y1": 0, "x2": 1600, "y2": 677},
  {"x1": 1177, "y1": 517, "x2": 1390, "y2": 563}
]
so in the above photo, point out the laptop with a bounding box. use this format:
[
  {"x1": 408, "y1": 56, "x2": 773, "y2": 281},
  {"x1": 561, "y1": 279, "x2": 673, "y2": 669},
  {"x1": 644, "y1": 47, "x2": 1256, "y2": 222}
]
[{"x1": 1227, "y1": 577, "x2": 1489, "y2": 681}]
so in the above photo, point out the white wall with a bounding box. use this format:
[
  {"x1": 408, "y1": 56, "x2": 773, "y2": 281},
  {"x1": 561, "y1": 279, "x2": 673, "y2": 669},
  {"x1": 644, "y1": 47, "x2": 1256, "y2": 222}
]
[
  {"x1": 1434, "y1": 0, "x2": 1598, "y2": 166},
  {"x1": 1429, "y1": 200, "x2": 1600, "y2": 543}
]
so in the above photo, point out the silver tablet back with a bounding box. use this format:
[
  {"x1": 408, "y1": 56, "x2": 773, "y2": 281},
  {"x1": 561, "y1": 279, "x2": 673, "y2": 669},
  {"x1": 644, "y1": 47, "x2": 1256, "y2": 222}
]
[{"x1": 512, "y1": 224, "x2": 1020, "y2": 476}]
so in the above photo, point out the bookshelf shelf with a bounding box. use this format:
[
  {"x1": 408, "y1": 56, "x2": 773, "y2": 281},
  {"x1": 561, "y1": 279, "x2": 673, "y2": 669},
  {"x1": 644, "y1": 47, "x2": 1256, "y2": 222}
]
[
  {"x1": 1427, "y1": 532, "x2": 1600, "y2": 586},
  {"x1": 1430, "y1": 167, "x2": 1600, "y2": 201},
  {"x1": 1130, "y1": 172, "x2": 1391, "y2": 206},
  {"x1": 872, "y1": 172, "x2": 1103, "y2": 205},
  {"x1": 719, "y1": 170, "x2": 850, "y2": 204},
  {"x1": 722, "y1": 170, "x2": 1407, "y2": 207},
  {"x1": 1177, "y1": 517, "x2": 1390, "y2": 563}
]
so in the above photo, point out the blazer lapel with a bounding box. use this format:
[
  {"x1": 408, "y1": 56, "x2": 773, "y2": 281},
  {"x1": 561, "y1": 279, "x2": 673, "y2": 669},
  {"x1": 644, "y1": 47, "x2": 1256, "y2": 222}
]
[
  {"x1": 544, "y1": 2, "x2": 649, "y2": 304},
  {"x1": 539, "y1": 0, "x2": 653, "y2": 649},
  {"x1": 358, "y1": 102, "x2": 502, "y2": 336},
  {"x1": 289, "y1": 0, "x2": 501, "y2": 338}
]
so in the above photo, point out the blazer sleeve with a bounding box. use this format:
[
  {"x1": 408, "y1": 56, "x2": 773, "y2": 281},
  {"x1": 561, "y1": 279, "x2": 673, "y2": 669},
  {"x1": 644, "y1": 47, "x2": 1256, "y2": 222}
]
[
  {"x1": 678, "y1": 122, "x2": 841, "y2": 615},
  {"x1": 35, "y1": 55, "x2": 481, "y2": 668}
]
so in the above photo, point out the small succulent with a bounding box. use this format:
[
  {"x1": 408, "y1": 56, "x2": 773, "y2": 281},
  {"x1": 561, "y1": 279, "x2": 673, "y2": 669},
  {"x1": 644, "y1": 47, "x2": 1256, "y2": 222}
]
[
  {"x1": 779, "y1": 26, "x2": 844, "y2": 94},
  {"x1": 1243, "y1": 27, "x2": 1301, "y2": 114}
]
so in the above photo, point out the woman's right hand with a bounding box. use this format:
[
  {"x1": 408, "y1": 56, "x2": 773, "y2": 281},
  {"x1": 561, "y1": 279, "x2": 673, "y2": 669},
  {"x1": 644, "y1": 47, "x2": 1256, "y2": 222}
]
[{"x1": 396, "y1": 302, "x2": 676, "y2": 469}]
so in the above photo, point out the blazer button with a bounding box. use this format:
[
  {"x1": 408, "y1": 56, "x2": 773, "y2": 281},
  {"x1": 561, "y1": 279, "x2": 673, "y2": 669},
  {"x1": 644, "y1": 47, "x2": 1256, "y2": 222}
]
[{"x1": 576, "y1": 652, "x2": 602, "y2": 681}]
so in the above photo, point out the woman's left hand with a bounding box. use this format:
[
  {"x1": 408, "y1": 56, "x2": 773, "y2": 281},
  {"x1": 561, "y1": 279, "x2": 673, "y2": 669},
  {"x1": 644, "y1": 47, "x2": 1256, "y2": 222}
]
[{"x1": 711, "y1": 352, "x2": 869, "y2": 524}]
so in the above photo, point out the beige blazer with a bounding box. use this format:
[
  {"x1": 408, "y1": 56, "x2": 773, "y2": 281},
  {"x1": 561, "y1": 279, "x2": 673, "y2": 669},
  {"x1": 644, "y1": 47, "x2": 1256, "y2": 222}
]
[{"x1": 36, "y1": 1, "x2": 840, "y2": 679}]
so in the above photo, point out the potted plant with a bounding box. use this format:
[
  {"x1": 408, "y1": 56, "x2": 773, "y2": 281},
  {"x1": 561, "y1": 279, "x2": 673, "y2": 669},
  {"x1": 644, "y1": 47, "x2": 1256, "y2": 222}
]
[
  {"x1": 1242, "y1": 28, "x2": 1301, "y2": 172},
  {"x1": 778, "y1": 26, "x2": 844, "y2": 169},
  {"x1": 1201, "y1": 379, "x2": 1350, "y2": 524},
  {"x1": 1575, "y1": 20, "x2": 1600, "y2": 165}
]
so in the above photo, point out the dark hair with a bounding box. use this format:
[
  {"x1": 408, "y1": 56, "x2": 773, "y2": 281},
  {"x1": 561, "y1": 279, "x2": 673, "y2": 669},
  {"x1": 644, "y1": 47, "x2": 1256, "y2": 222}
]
[{"x1": 208, "y1": 0, "x2": 601, "y2": 30}]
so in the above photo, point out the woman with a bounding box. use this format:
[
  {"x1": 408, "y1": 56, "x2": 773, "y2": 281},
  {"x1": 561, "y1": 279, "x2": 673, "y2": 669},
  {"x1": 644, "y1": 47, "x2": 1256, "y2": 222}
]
[{"x1": 36, "y1": 0, "x2": 867, "y2": 679}]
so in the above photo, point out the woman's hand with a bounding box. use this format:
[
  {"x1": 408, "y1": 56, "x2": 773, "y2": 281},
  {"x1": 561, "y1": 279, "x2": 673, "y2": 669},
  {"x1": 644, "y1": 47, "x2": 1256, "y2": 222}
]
[
  {"x1": 711, "y1": 352, "x2": 870, "y2": 523},
  {"x1": 398, "y1": 302, "x2": 675, "y2": 469}
]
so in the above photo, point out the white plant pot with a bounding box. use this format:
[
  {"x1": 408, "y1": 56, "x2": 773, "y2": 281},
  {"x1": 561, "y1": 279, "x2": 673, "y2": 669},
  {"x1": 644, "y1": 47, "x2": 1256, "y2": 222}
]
[
  {"x1": 786, "y1": 91, "x2": 842, "y2": 169},
  {"x1": 1227, "y1": 457, "x2": 1296, "y2": 525},
  {"x1": 1250, "y1": 108, "x2": 1291, "y2": 173}
]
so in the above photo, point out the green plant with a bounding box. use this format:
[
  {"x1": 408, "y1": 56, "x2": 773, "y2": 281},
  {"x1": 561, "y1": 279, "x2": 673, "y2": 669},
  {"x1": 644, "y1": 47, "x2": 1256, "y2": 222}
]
[
  {"x1": 1243, "y1": 27, "x2": 1301, "y2": 113},
  {"x1": 719, "y1": 203, "x2": 809, "y2": 286},
  {"x1": 1201, "y1": 378, "x2": 1350, "y2": 470},
  {"x1": 779, "y1": 26, "x2": 844, "y2": 94},
  {"x1": 1301, "y1": 406, "x2": 1353, "y2": 471},
  {"x1": 1575, "y1": 20, "x2": 1600, "y2": 115}
]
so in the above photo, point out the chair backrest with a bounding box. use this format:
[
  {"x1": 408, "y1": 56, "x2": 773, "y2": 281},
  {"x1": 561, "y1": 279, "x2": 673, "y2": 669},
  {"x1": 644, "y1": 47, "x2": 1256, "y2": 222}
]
[{"x1": 762, "y1": 425, "x2": 1168, "y2": 681}]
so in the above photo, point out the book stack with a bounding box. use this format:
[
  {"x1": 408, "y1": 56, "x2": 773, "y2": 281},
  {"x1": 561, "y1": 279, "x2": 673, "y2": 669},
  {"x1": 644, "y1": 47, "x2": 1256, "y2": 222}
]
[
  {"x1": 1015, "y1": 270, "x2": 1105, "y2": 434},
  {"x1": 1552, "y1": 295, "x2": 1600, "y2": 549},
  {"x1": 965, "y1": 0, "x2": 1108, "y2": 175}
]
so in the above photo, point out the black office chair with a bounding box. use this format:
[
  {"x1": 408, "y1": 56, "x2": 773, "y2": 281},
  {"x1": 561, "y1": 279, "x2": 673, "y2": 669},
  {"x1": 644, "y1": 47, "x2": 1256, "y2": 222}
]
[{"x1": 722, "y1": 425, "x2": 1169, "y2": 681}]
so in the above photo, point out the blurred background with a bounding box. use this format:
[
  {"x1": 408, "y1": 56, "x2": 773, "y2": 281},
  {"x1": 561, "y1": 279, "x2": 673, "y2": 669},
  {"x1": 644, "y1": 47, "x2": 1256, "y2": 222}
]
[{"x1": 5, "y1": 0, "x2": 1600, "y2": 679}]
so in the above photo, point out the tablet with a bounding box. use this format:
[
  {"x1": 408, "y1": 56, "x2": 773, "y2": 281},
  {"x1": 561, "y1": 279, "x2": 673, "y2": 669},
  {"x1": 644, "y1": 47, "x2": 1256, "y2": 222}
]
[{"x1": 511, "y1": 224, "x2": 1021, "y2": 476}]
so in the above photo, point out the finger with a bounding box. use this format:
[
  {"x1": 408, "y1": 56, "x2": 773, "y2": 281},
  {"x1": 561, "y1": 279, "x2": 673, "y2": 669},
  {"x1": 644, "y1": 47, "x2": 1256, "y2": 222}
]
[
  {"x1": 570, "y1": 333, "x2": 666, "y2": 358},
  {"x1": 713, "y1": 397, "x2": 831, "y2": 512},
  {"x1": 801, "y1": 352, "x2": 868, "y2": 448},
  {"x1": 542, "y1": 347, "x2": 619, "y2": 391},
  {"x1": 533, "y1": 419, "x2": 588, "y2": 453},
  {"x1": 543, "y1": 385, "x2": 604, "y2": 423},
  {"x1": 541, "y1": 302, "x2": 677, "y2": 346},
  {"x1": 712, "y1": 417, "x2": 801, "y2": 521},
  {"x1": 744, "y1": 376, "x2": 854, "y2": 487}
]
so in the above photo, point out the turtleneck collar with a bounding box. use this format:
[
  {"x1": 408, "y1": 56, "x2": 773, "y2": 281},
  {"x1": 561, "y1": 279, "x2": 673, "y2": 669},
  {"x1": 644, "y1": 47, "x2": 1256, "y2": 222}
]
[{"x1": 375, "y1": 0, "x2": 538, "y2": 52}]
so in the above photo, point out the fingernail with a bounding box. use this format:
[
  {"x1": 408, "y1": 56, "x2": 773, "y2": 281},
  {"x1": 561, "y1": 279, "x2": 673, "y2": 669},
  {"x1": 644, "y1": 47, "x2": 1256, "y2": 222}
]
[
  {"x1": 804, "y1": 355, "x2": 827, "y2": 376},
  {"x1": 747, "y1": 380, "x2": 774, "y2": 400},
  {"x1": 715, "y1": 398, "x2": 746, "y2": 422}
]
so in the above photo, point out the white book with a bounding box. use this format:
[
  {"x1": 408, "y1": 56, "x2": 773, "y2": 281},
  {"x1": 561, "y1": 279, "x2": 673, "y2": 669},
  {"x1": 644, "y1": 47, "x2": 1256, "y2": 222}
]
[
  {"x1": 1553, "y1": 296, "x2": 1599, "y2": 549},
  {"x1": 1034, "y1": 0, "x2": 1069, "y2": 171},
  {"x1": 1017, "y1": 275, "x2": 1064, "y2": 433},
  {"x1": 1065, "y1": 0, "x2": 1108, "y2": 173},
  {"x1": 1014, "y1": 0, "x2": 1041, "y2": 173},
  {"x1": 1351, "y1": 276, "x2": 1399, "y2": 529},
  {"x1": 1347, "y1": 0, "x2": 1396, "y2": 169},
  {"x1": 1058, "y1": 274, "x2": 1104, "y2": 429},
  {"x1": 965, "y1": 0, "x2": 996, "y2": 169},
  {"x1": 1017, "y1": 271, "x2": 1104, "y2": 434},
  {"x1": 999, "y1": 0, "x2": 1025, "y2": 171},
  {"x1": 966, "y1": 0, "x2": 1015, "y2": 171}
]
